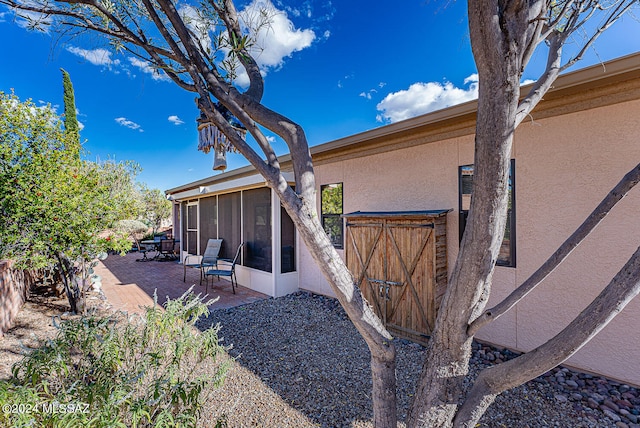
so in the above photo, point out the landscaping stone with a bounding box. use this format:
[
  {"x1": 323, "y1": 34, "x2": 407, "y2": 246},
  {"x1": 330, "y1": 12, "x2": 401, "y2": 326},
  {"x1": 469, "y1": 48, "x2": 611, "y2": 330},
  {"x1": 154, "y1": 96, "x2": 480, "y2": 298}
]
[{"x1": 196, "y1": 291, "x2": 637, "y2": 427}]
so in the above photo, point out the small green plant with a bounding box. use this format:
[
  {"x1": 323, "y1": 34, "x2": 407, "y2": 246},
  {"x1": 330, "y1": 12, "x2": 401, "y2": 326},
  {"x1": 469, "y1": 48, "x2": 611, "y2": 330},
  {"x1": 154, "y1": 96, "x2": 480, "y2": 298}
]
[{"x1": 0, "y1": 289, "x2": 228, "y2": 427}]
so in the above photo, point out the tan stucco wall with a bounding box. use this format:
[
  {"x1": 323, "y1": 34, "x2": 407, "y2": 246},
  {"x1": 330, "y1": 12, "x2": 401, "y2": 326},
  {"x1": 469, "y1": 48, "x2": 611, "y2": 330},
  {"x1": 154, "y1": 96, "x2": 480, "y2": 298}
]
[{"x1": 299, "y1": 98, "x2": 640, "y2": 385}]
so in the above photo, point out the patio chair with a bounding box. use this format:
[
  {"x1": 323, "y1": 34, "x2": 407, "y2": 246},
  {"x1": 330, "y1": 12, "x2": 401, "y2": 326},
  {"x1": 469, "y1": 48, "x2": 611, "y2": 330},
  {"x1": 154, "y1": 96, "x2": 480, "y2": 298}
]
[
  {"x1": 183, "y1": 238, "x2": 223, "y2": 285},
  {"x1": 158, "y1": 239, "x2": 177, "y2": 260},
  {"x1": 204, "y1": 242, "x2": 244, "y2": 294}
]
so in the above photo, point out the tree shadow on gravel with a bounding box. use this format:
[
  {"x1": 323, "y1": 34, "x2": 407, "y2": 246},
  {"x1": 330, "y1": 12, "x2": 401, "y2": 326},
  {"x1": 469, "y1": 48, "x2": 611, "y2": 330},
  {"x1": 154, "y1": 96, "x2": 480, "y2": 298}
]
[
  {"x1": 196, "y1": 291, "x2": 621, "y2": 428},
  {"x1": 197, "y1": 291, "x2": 425, "y2": 427}
]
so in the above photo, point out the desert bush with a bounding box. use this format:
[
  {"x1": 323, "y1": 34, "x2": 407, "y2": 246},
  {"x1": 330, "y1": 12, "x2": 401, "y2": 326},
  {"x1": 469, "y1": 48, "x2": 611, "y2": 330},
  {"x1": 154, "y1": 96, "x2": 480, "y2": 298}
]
[{"x1": 0, "y1": 289, "x2": 228, "y2": 427}]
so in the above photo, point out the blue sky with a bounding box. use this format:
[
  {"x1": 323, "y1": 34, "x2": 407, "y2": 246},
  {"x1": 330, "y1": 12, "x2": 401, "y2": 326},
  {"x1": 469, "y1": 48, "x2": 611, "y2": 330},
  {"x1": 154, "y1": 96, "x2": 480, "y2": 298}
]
[{"x1": 1, "y1": 0, "x2": 639, "y2": 191}]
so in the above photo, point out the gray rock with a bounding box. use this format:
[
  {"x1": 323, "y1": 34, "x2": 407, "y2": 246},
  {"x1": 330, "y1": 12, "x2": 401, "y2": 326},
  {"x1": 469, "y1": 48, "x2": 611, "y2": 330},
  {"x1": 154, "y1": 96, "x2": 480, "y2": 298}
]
[
  {"x1": 604, "y1": 399, "x2": 621, "y2": 412},
  {"x1": 592, "y1": 393, "x2": 606, "y2": 403},
  {"x1": 602, "y1": 406, "x2": 622, "y2": 422},
  {"x1": 588, "y1": 398, "x2": 601, "y2": 409},
  {"x1": 603, "y1": 408, "x2": 623, "y2": 422},
  {"x1": 555, "y1": 394, "x2": 568, "y2": 403}
]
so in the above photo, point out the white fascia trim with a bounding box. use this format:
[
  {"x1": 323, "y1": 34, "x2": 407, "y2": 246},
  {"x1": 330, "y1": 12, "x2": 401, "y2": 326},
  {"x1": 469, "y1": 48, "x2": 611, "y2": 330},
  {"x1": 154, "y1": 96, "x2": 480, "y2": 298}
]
[{"x1": 169, "y1": 172, "x2": 295, "y2": 201}]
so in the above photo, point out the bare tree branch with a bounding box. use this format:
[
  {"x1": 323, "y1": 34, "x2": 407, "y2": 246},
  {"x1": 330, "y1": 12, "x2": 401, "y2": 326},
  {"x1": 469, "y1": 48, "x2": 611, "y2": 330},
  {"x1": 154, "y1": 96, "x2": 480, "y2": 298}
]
[
  {"x1": 469, "y1": 162, "x2": 640, "y2": 336},
  {"x1": 516, "y1": 0, "x2": 637, "y2": 125},
  {"x1": 559, "y1": 0, "x2": 637, "y2": 73},
  {"x1": 457, "y1": 243, "x2": 640, "y2": 427},
  {"x1": 210, "y1": 0, "x2": 264, "y2": 102},
  {"x1": 516, "y1": 32, "x2": 563, "y2": 131}
]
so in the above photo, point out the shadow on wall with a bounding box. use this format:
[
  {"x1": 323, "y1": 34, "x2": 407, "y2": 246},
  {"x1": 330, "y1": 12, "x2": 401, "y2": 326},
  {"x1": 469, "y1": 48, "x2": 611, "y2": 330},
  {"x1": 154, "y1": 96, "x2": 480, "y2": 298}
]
[{"x1": 0, "y1": 261, "x2": 35, "y2": 337}]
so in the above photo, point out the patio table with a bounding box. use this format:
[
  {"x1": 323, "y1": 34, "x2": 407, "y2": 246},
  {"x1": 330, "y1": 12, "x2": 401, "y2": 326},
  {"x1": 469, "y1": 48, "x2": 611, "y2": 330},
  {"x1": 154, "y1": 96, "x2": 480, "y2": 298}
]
[{"x1": 138, "y1": 239, "x2": 160, "y2": 261}]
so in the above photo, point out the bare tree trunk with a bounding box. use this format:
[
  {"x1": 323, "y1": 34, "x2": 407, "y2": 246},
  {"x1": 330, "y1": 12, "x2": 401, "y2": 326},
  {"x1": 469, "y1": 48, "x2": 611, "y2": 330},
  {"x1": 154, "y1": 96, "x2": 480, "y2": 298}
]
[
  {"x1": 407, "y1": 0, "x2": 533, "y2": 425},
  {"x1": 371, "y1": 352, "x2": 398, "y2": 427},
  {"x1": 56, "y1": 252, "x2": 84, "y2": 314},
  {"x1": 274, "y1": 171, "x2": 398, "y2": 427},
  {"x1": 406, "y1": 74, "x2": 517, "y2": 426}
]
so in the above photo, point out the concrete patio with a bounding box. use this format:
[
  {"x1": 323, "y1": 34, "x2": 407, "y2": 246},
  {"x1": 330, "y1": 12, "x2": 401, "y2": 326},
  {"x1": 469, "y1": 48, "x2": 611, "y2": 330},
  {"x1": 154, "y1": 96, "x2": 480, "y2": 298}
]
[{"x1": 96, "y1": 251, "x2": 268, "y2": 314}]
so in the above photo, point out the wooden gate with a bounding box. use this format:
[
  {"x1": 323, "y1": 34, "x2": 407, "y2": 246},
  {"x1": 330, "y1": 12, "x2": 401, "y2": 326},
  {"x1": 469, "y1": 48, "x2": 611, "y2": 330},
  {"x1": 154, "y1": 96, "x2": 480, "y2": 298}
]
[{"x1": 344, "y1": 211, "x2": 449, "y2": 343}]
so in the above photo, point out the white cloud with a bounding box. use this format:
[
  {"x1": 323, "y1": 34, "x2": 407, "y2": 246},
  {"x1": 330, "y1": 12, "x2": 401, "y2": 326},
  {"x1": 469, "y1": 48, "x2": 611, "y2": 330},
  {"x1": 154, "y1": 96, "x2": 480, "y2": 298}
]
[
  {"x1": 115, "y1": 117, "x2": 143, "y2": 132},
  {"x1": 233, "y1": 0, "x2": 315, "y2": 86},
  {"x1": 521, "y1": 78, "x2": 535, "y2": 86},
  {"x1": 376, "y1": 75, "x2": 479, "y2": 123},
  {"x1": 67, "y1": 46, "x2": 121, "y2": 68},
  {"x1": 266, "y1": 135, "x2": 276, "y2": 143},
  {"x1": 178, "y1": 5, "x2": 214, "y2": 55},
  {"x1": 464, "y1": 74, "x2": 478, "y2": 85},
  {"x1": 359, "y1": 86, "x2": 380, "y2": 101},
  {"x1": 337, "y1": 73, "x2": 354, "y2": 89},
  {"x1": 75, "y1": 108, "x2": 86, "y2": 130},
  {"x1": 38, "y1": 100, "x2": 58, "y2": 114},
  {"x1": 128, "y1": 57, "x2": 170, "y2": 81},
  {"x1": 168, "y1": 115, "x2": 184, "y2": 125}
]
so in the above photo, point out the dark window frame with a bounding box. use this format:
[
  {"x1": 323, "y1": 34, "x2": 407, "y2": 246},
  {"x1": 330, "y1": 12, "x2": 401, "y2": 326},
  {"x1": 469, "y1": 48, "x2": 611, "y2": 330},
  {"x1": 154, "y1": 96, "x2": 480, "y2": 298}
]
[
  {"x1": 458, "y1": 160, "x2": 516, "y2": 267},
  {"x1": 321, "y1": 183, "x2": 344, "y2": 249},
  {"x1": 185, "y1": 200, "x2": 199, "y2": 255}
]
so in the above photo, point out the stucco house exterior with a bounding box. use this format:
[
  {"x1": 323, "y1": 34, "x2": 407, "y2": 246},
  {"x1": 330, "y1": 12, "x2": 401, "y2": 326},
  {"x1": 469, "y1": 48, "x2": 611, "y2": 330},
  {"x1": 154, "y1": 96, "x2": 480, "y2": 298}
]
[{"x1": 166, "y1": 52, "x2": 640, "y2": 385}]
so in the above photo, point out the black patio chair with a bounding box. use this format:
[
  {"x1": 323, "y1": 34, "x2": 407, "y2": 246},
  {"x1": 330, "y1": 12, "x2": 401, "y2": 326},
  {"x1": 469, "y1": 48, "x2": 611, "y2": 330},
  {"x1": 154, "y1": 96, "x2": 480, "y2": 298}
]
[
  {"x1": 204, "y1": 242, "x2": 244, "y2": 294},
  {"x1": 183, "y1": 238, "x2": 222, "y2": 284},
  {"x1": 158, "y1": 239, "x2": 176, "y2": 260}
]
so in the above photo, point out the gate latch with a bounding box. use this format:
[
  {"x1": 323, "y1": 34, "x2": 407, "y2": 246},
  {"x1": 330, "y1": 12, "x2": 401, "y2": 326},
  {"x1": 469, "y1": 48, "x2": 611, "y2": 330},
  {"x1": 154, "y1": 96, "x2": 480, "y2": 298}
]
[
  {"x1": 379, "y1": 285, "x2": 390, "y2": 301},
  {"x1": 367, "y1": 278, "x2": 403, "y2": 301}
]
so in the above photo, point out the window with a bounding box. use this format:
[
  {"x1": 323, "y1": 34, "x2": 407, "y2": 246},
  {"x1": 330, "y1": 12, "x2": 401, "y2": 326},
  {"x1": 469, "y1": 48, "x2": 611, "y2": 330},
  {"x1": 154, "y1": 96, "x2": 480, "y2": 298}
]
[
  {"x1": 321, "y1": 183, "x2": 343, "y2": 249},
  {"x1": 218, "y1": 192, "x2": 242, "y2": 260},
  {"x1": 199, "y1": 196, "x2": 217, "y2": 255},
  {"x1": 281, "y1": 205, "x2": 296, "y2": 273},
  {"x1": 459, "y1": 160, "x2": 516, "y2": 267},
  {"x1": 242, "y1": 188, "x2": 272, "y2": 272}
]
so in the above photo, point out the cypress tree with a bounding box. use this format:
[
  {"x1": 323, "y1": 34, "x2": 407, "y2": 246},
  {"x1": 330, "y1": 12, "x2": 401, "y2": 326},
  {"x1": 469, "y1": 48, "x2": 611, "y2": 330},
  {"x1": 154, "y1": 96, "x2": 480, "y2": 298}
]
[{"x1": 61, "y1": 68, "x2": 80, "y2": 157}]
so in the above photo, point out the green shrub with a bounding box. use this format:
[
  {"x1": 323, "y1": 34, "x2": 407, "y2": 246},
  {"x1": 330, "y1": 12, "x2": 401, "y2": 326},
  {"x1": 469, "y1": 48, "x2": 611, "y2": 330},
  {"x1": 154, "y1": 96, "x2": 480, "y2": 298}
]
[{"x1": 0, "y1": 289, "x2": 228, "y2": 427}]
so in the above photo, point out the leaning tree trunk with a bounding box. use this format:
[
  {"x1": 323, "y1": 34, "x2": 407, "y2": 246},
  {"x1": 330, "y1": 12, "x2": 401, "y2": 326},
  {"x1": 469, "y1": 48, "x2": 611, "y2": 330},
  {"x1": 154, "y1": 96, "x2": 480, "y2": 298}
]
[
  {"x1": 406, "y1": 70, "x2": 519, "y2": 428},
  {"x1": 406, "y1": 0, "x2": 535, "y2": 425},
  {"x1": 55, "y1": 252, "x2": 85, "y2": 314},
  {"x1": 274, "y1": 170, "x2": 398, "y2": 428}
]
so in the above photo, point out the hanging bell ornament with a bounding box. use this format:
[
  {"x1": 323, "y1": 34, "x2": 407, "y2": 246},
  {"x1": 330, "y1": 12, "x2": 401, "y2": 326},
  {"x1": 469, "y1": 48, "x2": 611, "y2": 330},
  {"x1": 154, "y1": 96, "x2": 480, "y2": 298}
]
[
  {"x1": 213, "y1": 143, "x2": 227, "y2": 171},
  {"x1": 196, "y1": 101, "x2": 247, "y2": 172}
]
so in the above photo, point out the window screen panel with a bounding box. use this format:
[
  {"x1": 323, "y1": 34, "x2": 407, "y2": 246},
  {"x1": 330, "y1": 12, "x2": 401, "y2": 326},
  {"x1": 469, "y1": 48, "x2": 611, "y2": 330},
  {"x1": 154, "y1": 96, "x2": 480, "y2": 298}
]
[
  {"x1": 242, "y1": 188, "x2": 272, "y2": 272},
  {"x1": 199, "y1": 196, "x2": 217, "y2": 255},
  {"x1": 218, "y1": 192, "x2": 242, "y2": 260}
]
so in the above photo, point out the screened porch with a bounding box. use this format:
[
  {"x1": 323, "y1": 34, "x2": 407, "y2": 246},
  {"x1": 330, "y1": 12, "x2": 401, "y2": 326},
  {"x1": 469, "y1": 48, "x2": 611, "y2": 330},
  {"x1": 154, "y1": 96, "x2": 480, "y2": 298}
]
[{"x1": 169, "y1": 173, "x2": 298, "y2": 297}]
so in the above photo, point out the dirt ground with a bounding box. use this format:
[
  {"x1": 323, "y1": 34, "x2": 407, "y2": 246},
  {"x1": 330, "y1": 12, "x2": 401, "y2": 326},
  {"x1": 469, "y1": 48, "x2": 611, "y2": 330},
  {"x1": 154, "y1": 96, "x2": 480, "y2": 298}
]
[{"x1": 0, "y1": 287, "x2": 109, "y2": 380}]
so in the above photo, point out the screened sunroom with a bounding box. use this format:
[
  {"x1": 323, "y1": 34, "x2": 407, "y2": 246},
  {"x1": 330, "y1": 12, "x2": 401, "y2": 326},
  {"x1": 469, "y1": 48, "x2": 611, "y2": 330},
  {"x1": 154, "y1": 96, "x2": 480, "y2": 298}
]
[{"x1": 166, "y1": 171, "x2": 297, "y2": 297}]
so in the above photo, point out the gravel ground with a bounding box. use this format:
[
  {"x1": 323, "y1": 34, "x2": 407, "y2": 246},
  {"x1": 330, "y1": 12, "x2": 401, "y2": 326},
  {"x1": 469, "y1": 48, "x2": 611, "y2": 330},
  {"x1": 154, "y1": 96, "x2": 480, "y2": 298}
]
[
  {"x1": 3, "y1": 289, "x2": 638, "y2": 427},
  {"x1": 197, "y1": 291, "x2": 639, "y2": 428}
]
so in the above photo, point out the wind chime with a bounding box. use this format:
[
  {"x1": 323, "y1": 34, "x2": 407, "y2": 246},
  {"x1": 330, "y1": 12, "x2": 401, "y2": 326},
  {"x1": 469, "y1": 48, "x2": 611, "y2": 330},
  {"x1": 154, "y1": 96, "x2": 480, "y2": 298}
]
[{"x1": 197, "y1": 102, "x2": 247, "y2": 171}]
